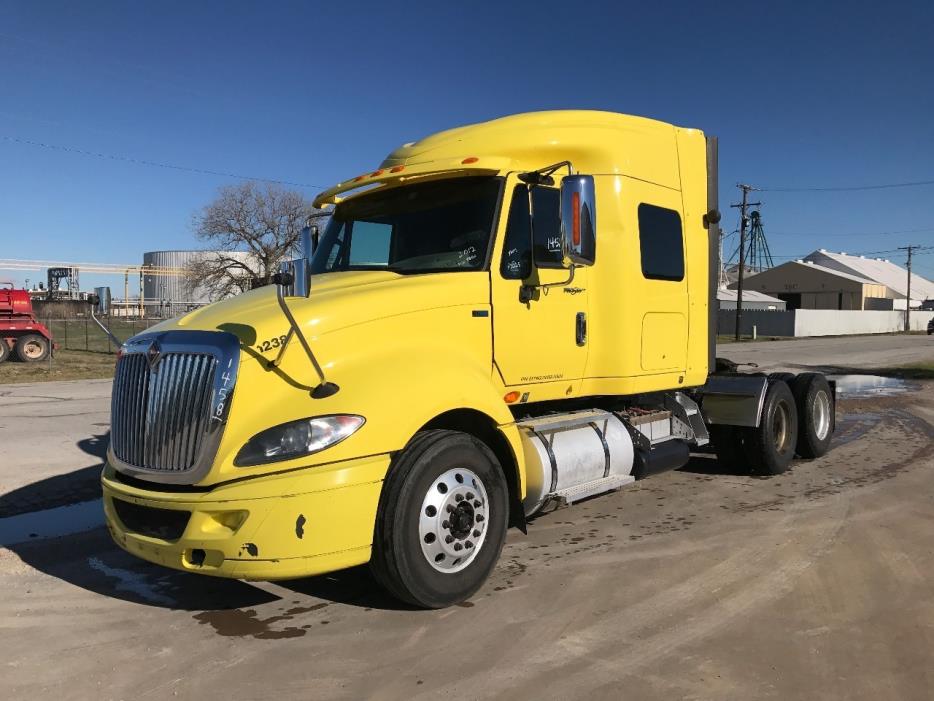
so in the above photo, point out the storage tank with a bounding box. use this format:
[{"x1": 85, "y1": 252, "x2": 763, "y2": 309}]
[{"x1": 143, "y1": 250, "x2": 257, "y2": 317}]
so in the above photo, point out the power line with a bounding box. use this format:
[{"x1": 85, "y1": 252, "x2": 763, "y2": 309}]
[
  {"x1": 769, "y1": 227, "x2": 934, "y2": 238},
  {"x1": 1, "y1": 135, "x2": 328, "y2": 190},
  {"x1": 758, "y1": 179, "x2": 934, "y2": 193},
  {"x1": 768, "y1": 246, "x2": 934, "y2": 262}
]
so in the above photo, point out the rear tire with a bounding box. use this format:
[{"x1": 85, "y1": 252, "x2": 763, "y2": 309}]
[
  {"x1": 791, "y1": 373, "x2": 834, "y2": 458},
  {"x1": 0, "y1": 340, "x2": 9, "y2": 363},
  {"x1": 744, "y1": 380, "x2": 798, "y2": 475},
  {"x1": 370, "y1": 430, "x2": 508, "y2": 609},
  {"x1": 14, "y1": 334, "x2": 50, "y2": 362}
]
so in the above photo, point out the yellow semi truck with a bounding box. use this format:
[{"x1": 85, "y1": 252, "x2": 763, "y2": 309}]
[{"x1": 99, "y1": 111, "x2": 836, "y2": 608}]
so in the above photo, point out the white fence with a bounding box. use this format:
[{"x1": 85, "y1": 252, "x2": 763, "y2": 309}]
[{"x1": 718, "y1": 309, "x2": 934, "y2": 338}]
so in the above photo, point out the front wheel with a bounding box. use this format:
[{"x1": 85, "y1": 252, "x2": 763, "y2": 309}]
[{"x1": 370, "y1": 430, "x2": 508, "y2": 609}]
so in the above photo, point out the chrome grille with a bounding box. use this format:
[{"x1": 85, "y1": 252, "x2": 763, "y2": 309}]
[{"x1": 111, "y1": 351, "x2": 217, "y2": 472}]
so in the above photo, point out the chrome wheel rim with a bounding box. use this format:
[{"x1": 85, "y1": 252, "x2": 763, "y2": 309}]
[
  {"x1": 772, "y1": 401, "x2": 791, "y2": 453},
  {"x1": 812, "y1": 390, "x2": 832, "y2": 441},
  {"x1": 419, "y1": 468, "x2": 489, "y2": 573}
]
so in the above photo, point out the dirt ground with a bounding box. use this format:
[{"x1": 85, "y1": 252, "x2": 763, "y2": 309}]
[{"x1": 1, "y1": 337, "x2": 933, "y2": 700}]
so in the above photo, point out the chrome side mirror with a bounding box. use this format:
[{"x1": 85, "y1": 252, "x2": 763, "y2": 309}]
[
  {"x1": 559, "y1": 175, "x2": 596, "y2": 267},
  {"x1": 277, "y1": 257, "x2": 310, "y2": 298},
  {"x1": 276, "y1": 226, "x2": 313, "y2": 298}
]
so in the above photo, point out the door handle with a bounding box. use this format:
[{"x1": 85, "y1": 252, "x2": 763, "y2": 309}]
[{"x1": 576, "y1": 312, "x2": 587, "y2": 346}]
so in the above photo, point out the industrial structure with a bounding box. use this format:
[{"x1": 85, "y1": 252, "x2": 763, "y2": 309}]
[
  {"x1": 142, "y1": 250, "x2": 251, "y2": 318},
  {"x1": 731, "y1": 250, "x2": 933, "y2": 311},
  {"x1": 0, "y1": 250, "x2": 254, "y2": 319}
]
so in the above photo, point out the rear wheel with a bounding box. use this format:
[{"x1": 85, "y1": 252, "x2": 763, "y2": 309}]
[
  {"x1": 0, "y1": 339, "x2": 9, "y2": 363},
  {"x1": 744, "y1": 380, "x2": 798, "y2": 475},
  {"x1": 14, "y1": 334, "x2": 50, "y2": 362},
  {"x1": 791, "y1": 373, "x2": 834, "y2": 458},
  {"x1": 370, "y1": 430, "x2": 508, "y2": 609}
]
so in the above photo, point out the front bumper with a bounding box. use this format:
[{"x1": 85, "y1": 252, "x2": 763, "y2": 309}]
[{"x1": 101, "y1": 453, "x2": 391, "y2": 580}]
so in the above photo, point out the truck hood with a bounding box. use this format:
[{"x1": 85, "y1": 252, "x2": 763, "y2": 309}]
[{"x1": 160, "y1": 270, "x2": 490, "y2": 349}]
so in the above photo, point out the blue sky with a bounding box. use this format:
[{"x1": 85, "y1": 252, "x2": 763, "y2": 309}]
[{"x1": 2, "y1": 0, "x2": 933, "y2": 291}]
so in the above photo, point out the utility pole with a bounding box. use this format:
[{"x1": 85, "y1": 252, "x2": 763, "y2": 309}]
[
  {"x1": 730, "y1": 184, "x2": 761, "y2": 340},
  {"x1": 898, "y1": 245, "x2": 917, "y2": 332}
]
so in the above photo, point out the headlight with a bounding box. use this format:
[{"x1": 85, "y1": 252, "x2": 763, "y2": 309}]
[{"x1": 234, "y1": 415, "x2": 365, "y2": 467}]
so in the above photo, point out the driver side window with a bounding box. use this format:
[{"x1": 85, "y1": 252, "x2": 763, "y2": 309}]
[
  {"x1": 500, "y1": 186, "x2": 532, "y2": 279},
  {"x1": 499, "y1": 184, "x2": 562, "y2": 279}
]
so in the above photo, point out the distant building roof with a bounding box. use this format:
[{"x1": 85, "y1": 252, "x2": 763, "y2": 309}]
[
  {"x1": 716, "y1": 288, "x2": 785, "y2": 304},
  {"x1": 804, "y1": 250, "x2": 934, "y2": 300},
  {"x1": 730, "y1": 259, "x2": 878, "y2": 289}
]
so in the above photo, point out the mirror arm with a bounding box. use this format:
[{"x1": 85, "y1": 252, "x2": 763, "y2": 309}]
[
  {"x1": 520, "y1": 265, "x2": 576, "y2": 301},
  {"x1": 518, "y1": 160, "x2": 575, "y2": 185},
  {"x1": 88, "y1": 301, "x2": 122, "y2": 348},
  {"x1": 274, "y1": 284, "x2": 339, "y2": 398}
]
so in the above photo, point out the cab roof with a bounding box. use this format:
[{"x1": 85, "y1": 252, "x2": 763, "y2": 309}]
[{"x1": 313, "y1": 110, "x2": 700, "y2": 207}]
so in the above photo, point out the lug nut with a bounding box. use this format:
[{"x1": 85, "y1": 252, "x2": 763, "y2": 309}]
[
  {"x1": 445, "y1": 535, "x2": 454, "y2": 544},
  {"x1": 442, "y1": 520, "x2": 449, "y2": 529},
  {"x1": 473, "y1": 529, "x2": 481, "y2": 537},
  {"x1": 455, "y1": 494, "x2": 464, "y2": 502},
  {"x1": 466, "y1": 492, "x2": 474, "y2": 500},
  {"x1": 446, "y1": 504, "x2": 454, "y2": 513},
  {"x1": 454, "y1": 543, "x2": 463, "y2": 551},
  {"x1": 475, "y1": 514, "x2": 484, "y2": 522},
  {"x1": 473, "y1": 500, "x2": 481, "y2": 508},
  {"x1": 465, "y1": 541, "x2": 473, "y2": 549}
]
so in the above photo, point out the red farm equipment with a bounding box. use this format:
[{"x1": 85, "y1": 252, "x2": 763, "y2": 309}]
[{"x1": 0, "y1": 283, "x2": 55, "y2": 363}]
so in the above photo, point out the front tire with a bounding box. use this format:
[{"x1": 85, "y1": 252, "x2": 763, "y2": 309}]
[{"x1": 371, "y1": 430, "x2": 508, "y2": 609}]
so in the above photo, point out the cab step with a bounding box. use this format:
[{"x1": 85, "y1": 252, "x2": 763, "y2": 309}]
[{"x1": 549, "y1": 473, "x2": 635, "y2": 507}]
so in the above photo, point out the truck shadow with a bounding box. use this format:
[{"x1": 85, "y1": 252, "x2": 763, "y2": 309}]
[
  {"x1": 2, "y1": 451, "x2": 409, "y2": 613},
  {"x1": 678, "y1": 452, "x2": 756, "y2": 477}
]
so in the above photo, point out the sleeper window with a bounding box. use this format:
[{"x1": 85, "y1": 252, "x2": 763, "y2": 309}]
[{"x1": 638, "y1": 204, "x2": 684, "y2": 281}]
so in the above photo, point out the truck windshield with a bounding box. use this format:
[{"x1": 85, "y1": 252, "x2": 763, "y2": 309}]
[{"x1": 311, "y1": 176, "x2": 502, "y2": 274}]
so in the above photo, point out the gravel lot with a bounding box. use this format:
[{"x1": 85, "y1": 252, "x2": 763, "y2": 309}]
[{"x1": 2, "y1": 335, "x2": 933, "y2": 700}]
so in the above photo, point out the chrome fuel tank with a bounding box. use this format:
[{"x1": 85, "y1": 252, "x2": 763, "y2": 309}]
[{"x1": 518, "y1": 410, "x2": 634, "y2": 517}]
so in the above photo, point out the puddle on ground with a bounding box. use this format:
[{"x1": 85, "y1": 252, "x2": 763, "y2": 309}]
[
  {"x1": 0, "y1": 498, "x2": 102, "y2": 546},
  {"x1": 829, "y1": 374, "x2": 912, "y2": 398}
]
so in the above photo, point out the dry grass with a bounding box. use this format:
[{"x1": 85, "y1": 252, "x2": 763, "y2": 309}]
[{"x1": 0, "y1": 350, "x2": 117, "y2": 384}]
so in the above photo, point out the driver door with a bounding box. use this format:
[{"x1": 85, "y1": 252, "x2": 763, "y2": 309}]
[{"x1": 491, "y1": 178, "x2": 589, "y2": 392}]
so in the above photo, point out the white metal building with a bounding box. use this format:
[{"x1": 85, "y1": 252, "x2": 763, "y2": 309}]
[{"x1": 804, "y1": 249, "x2": 934, "y2": 306}]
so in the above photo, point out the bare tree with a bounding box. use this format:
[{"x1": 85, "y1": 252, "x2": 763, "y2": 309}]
[{"x1": 188, "y1": 181, "x2": 317, "y2": 300}]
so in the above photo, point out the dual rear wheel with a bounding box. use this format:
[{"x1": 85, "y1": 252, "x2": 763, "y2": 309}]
[
  {"x1": 0, "y1": 334, "x2": 51, "y2": 363},
  {"x1": 713, "y1": 374, "x2": 833, "y2": 475}
]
